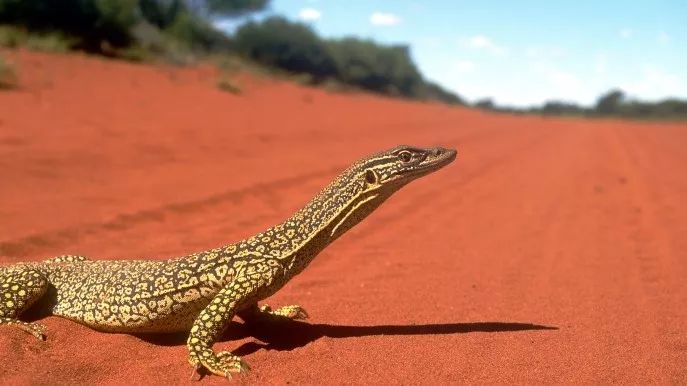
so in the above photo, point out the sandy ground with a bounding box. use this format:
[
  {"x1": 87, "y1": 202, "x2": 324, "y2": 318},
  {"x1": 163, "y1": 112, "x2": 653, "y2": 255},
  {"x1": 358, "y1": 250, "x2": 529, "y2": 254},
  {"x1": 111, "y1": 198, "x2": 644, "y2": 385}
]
[{"x1": 1, "y1": 50, "x2": 686, "y2": 384}]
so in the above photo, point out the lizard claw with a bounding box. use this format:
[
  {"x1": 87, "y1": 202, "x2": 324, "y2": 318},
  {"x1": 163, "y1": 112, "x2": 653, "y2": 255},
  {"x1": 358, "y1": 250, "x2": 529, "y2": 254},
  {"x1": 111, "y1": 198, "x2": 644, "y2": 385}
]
[
  {"x1": 189, "y1": 351, "x2": 248, "y2": 379},
  {"x1": 189, "y1": 364, "x2": 202, "y2": 381},
  {"x1": 199, "y1": 351, "x2": 250, "y2": 378}
]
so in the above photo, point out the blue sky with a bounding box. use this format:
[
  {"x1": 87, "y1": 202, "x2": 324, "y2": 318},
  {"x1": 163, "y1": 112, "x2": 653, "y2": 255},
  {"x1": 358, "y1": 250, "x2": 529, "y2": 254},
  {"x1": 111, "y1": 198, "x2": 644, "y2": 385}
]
[{"x1": 219, "y1": 0, "x2": 686, "y2": 107}]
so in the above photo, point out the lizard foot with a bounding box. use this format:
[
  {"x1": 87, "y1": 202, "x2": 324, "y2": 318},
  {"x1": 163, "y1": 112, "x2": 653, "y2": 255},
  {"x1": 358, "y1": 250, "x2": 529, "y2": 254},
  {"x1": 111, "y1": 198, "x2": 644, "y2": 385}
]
[
  {"x1": 190, "y1": 350, "x2": 250, "y2": 379},
  {"x1": 0, "y1": 318, "x2": 47, "y2": 341},
  {"x1": 260, "y1": 304, "x2": 309, "y2": 320}
]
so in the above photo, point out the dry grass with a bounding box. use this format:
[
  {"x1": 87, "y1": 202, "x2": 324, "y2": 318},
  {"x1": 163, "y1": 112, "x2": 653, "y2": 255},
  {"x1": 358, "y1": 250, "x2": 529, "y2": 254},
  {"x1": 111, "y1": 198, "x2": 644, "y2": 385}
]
[
  {"x1": 0, "y1": 26, "x2": 75, "y2": 52},
  {"x1": 216, "y1": 76, "x2": 242, "y2": 95},
  {"x1": 0, "y1": 55, "x2": 18, "y2": 89}
]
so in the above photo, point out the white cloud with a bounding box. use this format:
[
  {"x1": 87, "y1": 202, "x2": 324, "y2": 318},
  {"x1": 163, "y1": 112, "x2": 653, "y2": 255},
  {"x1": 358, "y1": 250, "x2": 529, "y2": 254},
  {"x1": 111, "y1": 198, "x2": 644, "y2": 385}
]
[
  {"x1": 528, "y1": 62, "x2": 596, "y2": 104},
  {"x1": 619, "y1": 28, "x2": 633, "y2": 39},
  {"x1": 621, "y1": 66, "x2": 684, "y2": 100},
  {"x1": 455, "y1": 60, "x2": 475, "y2": 73},
  {"x1": 526, "y1": 46, "x2": 567, "y2": 60},
  {"x1": 461, "y1": 35, "x2": 508, "y2": 56},
  {"x1": 658, "y1": 31, "x2": 671, "y2": 45},
  {"x1": 595, "y1": 53, "x2": 608, "y2": 74},
  {"x1": 298, "y1": 8, "x2": 321, "y2": 21},
  {"x1": 545, "y1": 68, "x2": 582, "y2": 92},
  {"x1": 413, "y1": 37, "x2": 442, "y2": 48},
  {"x1": 370, "y1": 12, "x2": 402, "y2": 26}
]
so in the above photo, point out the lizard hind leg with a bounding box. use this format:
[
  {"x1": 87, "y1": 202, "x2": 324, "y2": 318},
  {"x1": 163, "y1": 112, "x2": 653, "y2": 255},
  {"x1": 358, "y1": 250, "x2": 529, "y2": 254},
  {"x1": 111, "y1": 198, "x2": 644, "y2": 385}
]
[
  {"x1": 0, "y1": 265, "x2": 49, "y2": 340},
  {"x1": 237, "y1": 303, "x2": 309, "y2": 324}
]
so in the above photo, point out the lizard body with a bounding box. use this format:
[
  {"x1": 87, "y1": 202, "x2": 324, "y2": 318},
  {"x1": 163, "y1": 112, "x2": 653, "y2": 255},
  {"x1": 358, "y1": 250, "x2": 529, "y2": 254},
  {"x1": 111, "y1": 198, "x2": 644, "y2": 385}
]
[{"x1": 0, "y1": 145, "x2": 457, "y2": 378}]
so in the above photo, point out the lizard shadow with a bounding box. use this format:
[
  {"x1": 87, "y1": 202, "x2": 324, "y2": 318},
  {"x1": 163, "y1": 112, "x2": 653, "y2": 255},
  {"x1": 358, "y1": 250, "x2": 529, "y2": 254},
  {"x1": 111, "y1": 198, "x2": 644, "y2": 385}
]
[{"x1": 134, "y1": 320, "x2": 557, "y2": 354}]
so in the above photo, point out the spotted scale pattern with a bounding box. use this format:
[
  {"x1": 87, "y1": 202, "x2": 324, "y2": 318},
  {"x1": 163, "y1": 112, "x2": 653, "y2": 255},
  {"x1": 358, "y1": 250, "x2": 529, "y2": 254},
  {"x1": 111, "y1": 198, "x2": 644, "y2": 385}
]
[{"x1": 0, "y1": 145, "x2": 456, "y2": 379}]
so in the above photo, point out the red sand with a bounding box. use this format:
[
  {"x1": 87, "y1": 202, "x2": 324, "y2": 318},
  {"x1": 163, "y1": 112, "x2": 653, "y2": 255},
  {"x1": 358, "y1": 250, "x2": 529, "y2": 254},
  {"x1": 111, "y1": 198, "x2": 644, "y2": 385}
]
[{"x1": 1, "y1": 50, "x2": 686, "y2": 384}]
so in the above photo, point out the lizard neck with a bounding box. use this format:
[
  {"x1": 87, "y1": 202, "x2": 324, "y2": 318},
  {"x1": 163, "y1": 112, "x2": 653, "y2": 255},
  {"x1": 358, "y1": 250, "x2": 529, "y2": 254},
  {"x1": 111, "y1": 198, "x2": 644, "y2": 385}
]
[
  {"x1": 229, "y1": 166, "x2": 396, "y2": 277},
  {"x1": 173, "y1": 145, "x2": 455, "y2": 289}
]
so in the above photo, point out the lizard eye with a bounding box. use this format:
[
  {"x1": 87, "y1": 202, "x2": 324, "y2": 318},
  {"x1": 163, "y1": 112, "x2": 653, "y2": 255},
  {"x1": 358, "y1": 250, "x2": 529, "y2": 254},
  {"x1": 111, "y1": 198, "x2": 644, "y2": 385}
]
[{"x1": 398, "y1": 151, "x2": 412, "y2": 163}]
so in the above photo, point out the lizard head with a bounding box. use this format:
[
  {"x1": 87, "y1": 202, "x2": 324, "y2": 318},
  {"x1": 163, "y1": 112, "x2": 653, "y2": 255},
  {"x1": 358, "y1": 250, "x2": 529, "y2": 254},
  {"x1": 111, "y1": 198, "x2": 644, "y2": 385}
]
[
  {"x1": 292, "y1": 145, "x2": 457, "y2": 245},
  {"x1": 321, "y1": 145, "x2": 457, "y2": 240},
  {"x1": 359, "y1": 145, "x2": 457, "y2": 192}
]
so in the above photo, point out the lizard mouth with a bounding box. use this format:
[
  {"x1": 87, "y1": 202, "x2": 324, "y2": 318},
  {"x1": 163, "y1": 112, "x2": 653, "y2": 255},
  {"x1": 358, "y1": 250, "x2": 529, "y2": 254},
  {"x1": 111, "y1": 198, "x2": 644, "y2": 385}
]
[
  {"x1": 407, "y1": 147, "x2": 457, "y2": 178},
  {"x1": 427, "y1": 147, "x2": 457, "y2": 168}
]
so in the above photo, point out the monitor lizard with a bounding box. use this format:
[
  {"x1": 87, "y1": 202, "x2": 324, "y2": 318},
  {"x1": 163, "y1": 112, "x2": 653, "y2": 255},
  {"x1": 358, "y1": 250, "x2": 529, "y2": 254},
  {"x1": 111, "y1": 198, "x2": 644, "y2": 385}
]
[{"x1": 0, "y1": 145, "x2": 457, "y2": 379}]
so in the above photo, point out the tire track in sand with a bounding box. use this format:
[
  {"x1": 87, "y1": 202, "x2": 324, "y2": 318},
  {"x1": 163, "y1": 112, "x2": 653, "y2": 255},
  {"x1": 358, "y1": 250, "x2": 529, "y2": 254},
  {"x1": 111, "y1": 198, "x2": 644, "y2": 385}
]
[
  {"x1": 0, "y1": 166, "x2": 344, "y2": 260},
  {"x1": 604, "y1": 125, "x2": 687, "y2": 382}
]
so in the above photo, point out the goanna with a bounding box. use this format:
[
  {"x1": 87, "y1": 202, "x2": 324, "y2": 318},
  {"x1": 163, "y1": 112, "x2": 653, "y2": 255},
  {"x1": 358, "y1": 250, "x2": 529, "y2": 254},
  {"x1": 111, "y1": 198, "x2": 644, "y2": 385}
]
[{"x1": 0, "y1": 145, "x2": 457, "y2": 379}]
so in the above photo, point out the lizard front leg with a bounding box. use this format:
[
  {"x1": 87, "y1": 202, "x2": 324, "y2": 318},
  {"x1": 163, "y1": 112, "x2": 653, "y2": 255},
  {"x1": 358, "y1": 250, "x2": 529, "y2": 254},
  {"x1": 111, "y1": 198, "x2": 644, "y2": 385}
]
[
  {"x1": 187, "y1": 282, "x2": 249, "y2": 378},
  {"x1": 187, "y1": 260, "x2": 286, "y2": 379}
]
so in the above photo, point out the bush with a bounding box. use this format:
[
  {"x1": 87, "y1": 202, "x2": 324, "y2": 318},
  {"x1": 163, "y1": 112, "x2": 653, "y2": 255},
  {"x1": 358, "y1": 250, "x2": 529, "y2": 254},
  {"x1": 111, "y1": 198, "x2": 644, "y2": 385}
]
[
  {"x1": 539, "y1": 100, "x2": 586, "y2": 116},
  {"x1": 0, "y1": 26, "x2": 76, "y2": 52},
  {"x1": 594, "y1": 89, "x2": 625, "y2": 115},
  {"x1": 232, "y1": 18, "x2": 464, "y2": 103},
  {"x1": 418, "y1": 81, "x2": 465, "y2": 105},
  {"x1": 139, "y1": 0, "x2": 182, "y2": 29},
  {"x1": 234, "y1": 17, "x2": 337, "y2": 80},
  {"x1": 0, "y1": 0, "x2": 139, "y2": 51},
  {"x1": 474, "y1": 98, "x2": 495, "y2": 110},
  {"x1": 164, "y1": 10, "x2": 231, "y2": 53},
  {"x1": 326, "y1": 38, "x2": 424, "y2": 97}
]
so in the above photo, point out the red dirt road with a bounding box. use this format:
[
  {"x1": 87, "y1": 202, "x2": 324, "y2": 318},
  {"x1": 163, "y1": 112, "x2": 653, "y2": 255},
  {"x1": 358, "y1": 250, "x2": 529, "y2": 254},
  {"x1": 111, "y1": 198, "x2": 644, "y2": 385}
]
[{"x1": 1, "y1": 51, "x2": 686, "y2": 384}]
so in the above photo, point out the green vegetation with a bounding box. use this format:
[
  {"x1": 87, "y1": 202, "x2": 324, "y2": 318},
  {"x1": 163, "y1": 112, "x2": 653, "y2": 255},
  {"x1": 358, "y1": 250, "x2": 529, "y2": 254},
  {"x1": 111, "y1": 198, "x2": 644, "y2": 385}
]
[
  {"x1": 0, "y1": 26, "x2": 76, "y2": 52},
  {"x1": 0, "y1": 0, "x2": 246, "y2": 55},
  {"x1": 234, "y1": 17, "x2": 464, "y2": 104},
  {"x1": 0, "y1": 54, "x2": 17, "y2": 89},
  {"x1": 234, "y1": 17, "x2": 337, "y2": 80},
  {"x1": 0, "y1": 2, "x2": 464, "y2": 104},
  {"x1": 327, "y1": 37, "x2": 424, "y2": 97},
  {"x1": 475, "y1": 89, "x2": 687, "y2": 120},
  {"x1": 591, "y1": 89, "x2": 687, "y2": 120},
  {"x1": 4, "y1": 0, "x2": 682, "y2": 119},
  {"x1": 0, "y1": 0, "x2": 139, "y2": 51}
]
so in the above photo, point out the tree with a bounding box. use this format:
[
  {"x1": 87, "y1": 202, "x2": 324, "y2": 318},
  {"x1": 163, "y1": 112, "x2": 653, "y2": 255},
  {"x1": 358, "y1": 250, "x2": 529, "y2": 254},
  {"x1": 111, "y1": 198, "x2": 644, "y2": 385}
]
[
  {"x1": 326, "y1": 38, "x2": 424, "y2": 96},
  {"x1": 475, "y1": 98, "x2": 495, "y2": 110},
  {"x1": 139, "y1": 0, "x2": 183, "y2": 28},
  {"x1": 234, "y1": 16, "x2": 337, "y2": 79},
  {"x1": 186, "y1": 0, "x2": 269, "y2": 16},
  {"x1": 540, "y1": 100, "x2": 586, "y2": 115},
  {"x1": 595, "y1": 89, "x2": 625, "y2": 115},
  {"x1": 0, "y1": 0, "x2": 139, "y2": 49}
]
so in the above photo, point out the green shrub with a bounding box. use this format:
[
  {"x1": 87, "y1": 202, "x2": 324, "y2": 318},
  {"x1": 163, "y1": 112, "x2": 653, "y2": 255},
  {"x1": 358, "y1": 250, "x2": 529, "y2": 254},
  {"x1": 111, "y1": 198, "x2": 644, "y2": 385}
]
[
  {"x1": 594, "y1": 89, "x2": 625, "y2": 115},
  {"x1": 326, "y1": 38, "x2": 424, "y2": 97},
  {"x1": 25, "y1": 31, "x2": 77, "y2": 52},
  {"x1": 164, "y1": 10, "x2": 231, "y2": 53},
  {"x1": 0, "y1": 25, "x2": 24, "y2": 48},
  {"x1": 203, "y1": 0, "x2": 269, "y2": 16},
  {"x1": 0, "y1": 0, "x2": 138, "y2": 52},
  {"x1": 139, "y1": 0, "x2": 182, "y2": 29},
  {"x1": 539, "y1": 100, "x2": 586, "y2": 116},
  {"x1": 415, "y1": 80, "x2": 465, "y2": 105},
  {"x1": 234, "y1": 16, "x2": 337, "y2": 80},
  {"x1": 0, "y1": 26, "x2": 76, "y2": 52}
]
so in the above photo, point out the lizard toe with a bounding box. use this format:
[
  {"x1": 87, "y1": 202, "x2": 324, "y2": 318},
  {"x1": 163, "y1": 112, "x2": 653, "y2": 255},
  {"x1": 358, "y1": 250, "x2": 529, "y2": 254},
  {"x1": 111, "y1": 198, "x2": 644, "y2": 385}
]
[
  {"x1": 200, "y1": 351, "x2": 249, "y2": 378},
  {"x1": 276, "y1": 305, "x2": 309, "y2": 320}
]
